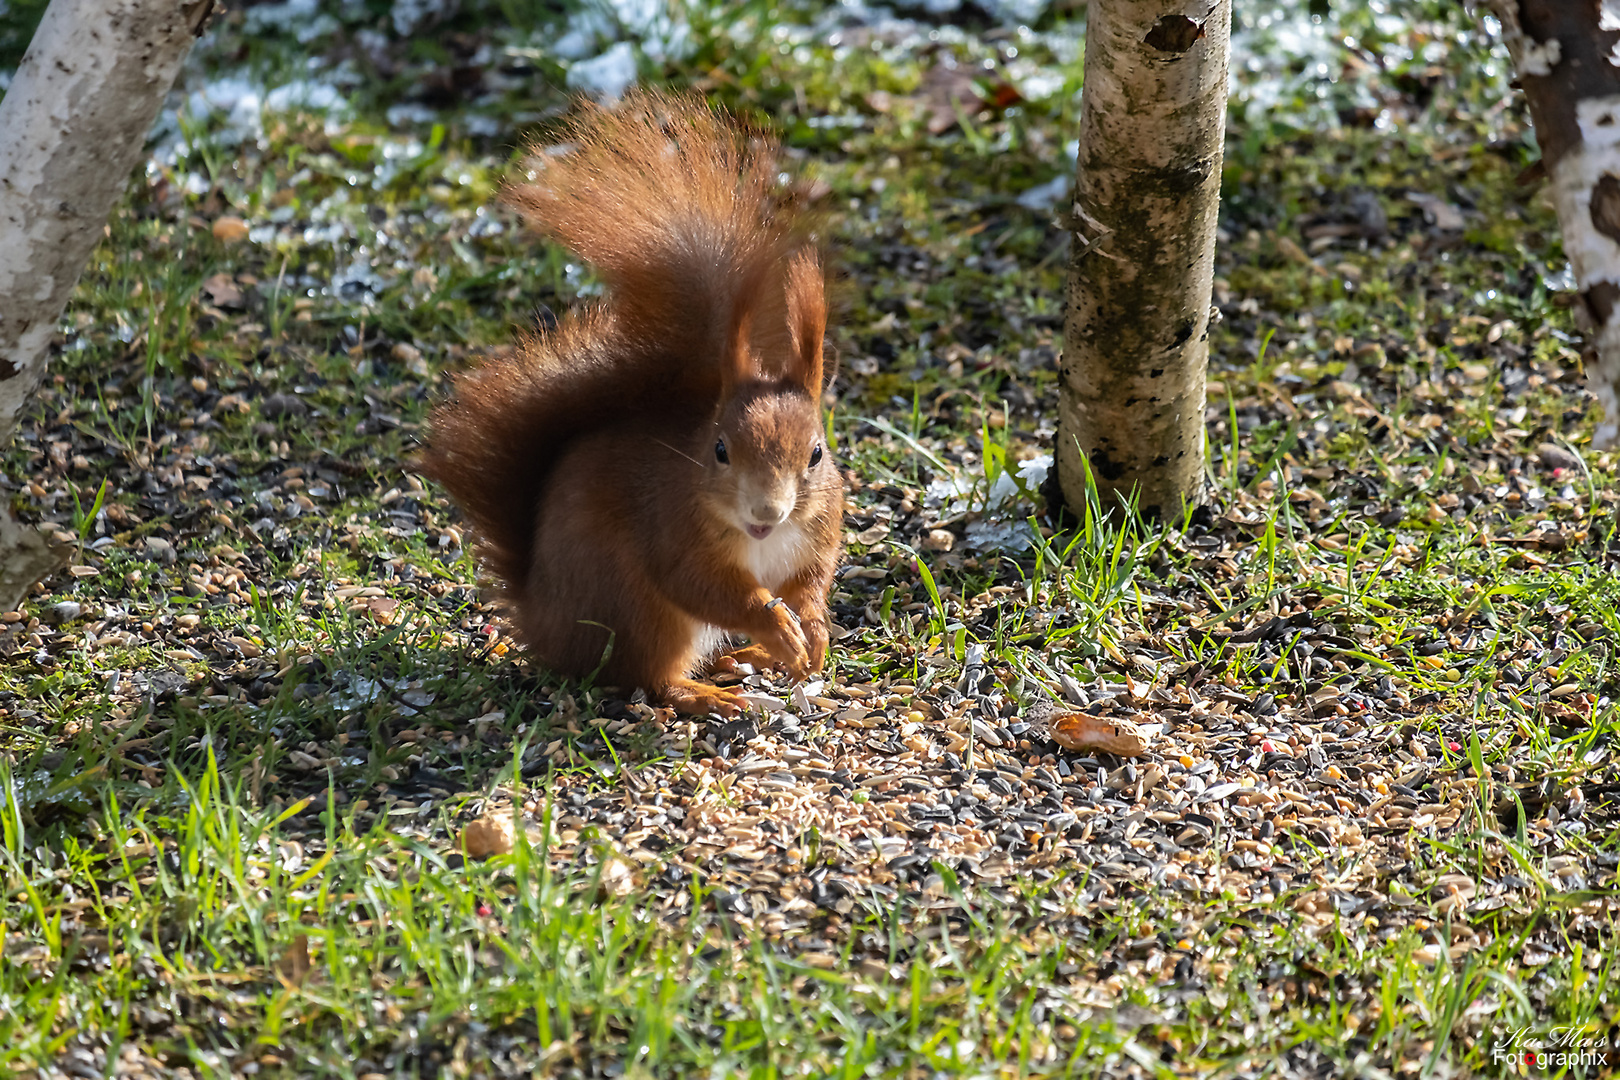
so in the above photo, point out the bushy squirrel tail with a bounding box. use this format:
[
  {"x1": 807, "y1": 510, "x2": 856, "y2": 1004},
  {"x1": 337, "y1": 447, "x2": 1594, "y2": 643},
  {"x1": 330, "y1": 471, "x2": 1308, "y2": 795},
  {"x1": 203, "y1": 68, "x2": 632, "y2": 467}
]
[
  {"x1": 420, "y1": 91, "x2": 808, "y2": 595},
  {"x1": 507, "y1": 89, "x2": 793, "y2": 360},
  {"x1": 420, "y1": 308, "x2": 623, "y2": 594}
]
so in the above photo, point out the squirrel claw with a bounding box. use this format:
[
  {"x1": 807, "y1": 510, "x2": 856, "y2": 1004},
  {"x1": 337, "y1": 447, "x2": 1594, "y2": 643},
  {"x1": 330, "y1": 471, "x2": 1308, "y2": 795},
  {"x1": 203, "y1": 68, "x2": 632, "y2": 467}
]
[{"x1": 758, "y1": 604, "x2": 811, "y2": 679}]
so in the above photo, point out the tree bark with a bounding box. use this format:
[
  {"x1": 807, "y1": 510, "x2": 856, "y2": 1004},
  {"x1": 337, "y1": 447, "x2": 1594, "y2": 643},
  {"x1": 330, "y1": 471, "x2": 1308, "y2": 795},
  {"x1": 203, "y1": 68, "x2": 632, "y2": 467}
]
[
  {"x1": 1057, "y1": 0, "x2": 1229, "y2": 520},
  {"x1": 1488, "y1": 1, "x2": 1620, "y2": 449},
  {"x1": 0, "y1": 0, "x2": 210, "y2": 612}
]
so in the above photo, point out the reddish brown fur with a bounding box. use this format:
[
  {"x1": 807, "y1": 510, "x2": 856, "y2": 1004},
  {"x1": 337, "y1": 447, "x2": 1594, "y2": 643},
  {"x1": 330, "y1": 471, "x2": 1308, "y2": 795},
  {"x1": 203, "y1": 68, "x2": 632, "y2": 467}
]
[{"x1": 420, "y1": 90, "x2": 842, "y2": 715}]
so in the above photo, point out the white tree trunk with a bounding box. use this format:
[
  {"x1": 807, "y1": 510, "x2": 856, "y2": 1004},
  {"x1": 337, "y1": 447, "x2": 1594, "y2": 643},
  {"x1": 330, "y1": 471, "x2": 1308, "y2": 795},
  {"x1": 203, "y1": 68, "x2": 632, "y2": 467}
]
[
  {"x1": 1057, "y1": 0, "x2": 1229, "y2": 520},
  {"x1": 0, "y1": 0, "x2": 209, "y2": 611},
  {"x1": 1488, "y1": 1, "x2": 1620, "y2": 449}
]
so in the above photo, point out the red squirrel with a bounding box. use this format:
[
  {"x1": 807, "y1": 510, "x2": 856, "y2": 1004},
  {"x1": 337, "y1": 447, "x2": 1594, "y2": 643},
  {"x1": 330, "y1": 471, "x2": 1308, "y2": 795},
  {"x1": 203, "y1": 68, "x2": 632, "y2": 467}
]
[{"x1": 421, "y1": 91, "x2": 843, "y2": 717}]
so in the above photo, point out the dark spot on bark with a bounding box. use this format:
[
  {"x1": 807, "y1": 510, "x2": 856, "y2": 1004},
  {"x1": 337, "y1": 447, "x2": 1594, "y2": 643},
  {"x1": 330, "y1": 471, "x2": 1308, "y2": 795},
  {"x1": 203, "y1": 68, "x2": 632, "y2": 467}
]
[
  {"x1": 1585, "y1": 280, "x2": 1620, "y2": 327},
  {"x1": 1157, "y1": 158, "x2": 1213, "y2": 195},
  {"x1": 1089, "y1": 445, "x2": 1127, "y2": 481},
  {"x1": 1172, "y1": 320, "x2": 1195, "y2": 346},
  {"x1": 1152, "y1": 455, "x2": 1169, "y2": 467},
  {"x1": 1144, "y1": 14, "x2": 1205, "y2": 53},
  {"x1": 1591, "y1": 174, "x2": 1620, "y2": 245},
  {"x1": 1150, "y1": 368, "x2": 1164, "y2": 379},
  {"x1": 0, "y1": 358, "x2": 17, "y2": 379}
]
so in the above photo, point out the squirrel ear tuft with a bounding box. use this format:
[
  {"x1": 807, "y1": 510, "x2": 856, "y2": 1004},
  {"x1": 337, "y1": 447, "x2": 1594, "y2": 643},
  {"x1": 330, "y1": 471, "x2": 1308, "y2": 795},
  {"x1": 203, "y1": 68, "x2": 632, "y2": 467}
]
[{"x1": 784, "y1": 249, "x2": 827, "y2": 393}]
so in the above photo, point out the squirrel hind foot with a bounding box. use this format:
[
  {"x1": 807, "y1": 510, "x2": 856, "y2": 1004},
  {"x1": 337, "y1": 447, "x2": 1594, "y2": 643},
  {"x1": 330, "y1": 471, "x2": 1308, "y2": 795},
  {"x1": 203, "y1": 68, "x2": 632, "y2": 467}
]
[{"x1": 661, "y1": 678, "x2": 747, "y2": 718}]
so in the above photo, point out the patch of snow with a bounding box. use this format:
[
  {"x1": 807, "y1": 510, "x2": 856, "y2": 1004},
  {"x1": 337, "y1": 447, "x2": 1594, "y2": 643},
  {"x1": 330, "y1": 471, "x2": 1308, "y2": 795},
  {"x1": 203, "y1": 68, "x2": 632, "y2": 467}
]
[
  {"x1": 922, "y1": 454, "x2": 1050, "y2": 551},
  {"x1": 1013, "y1": 68, "x2": 1066, "y2": 102},
  {"x1": 392, "y1": 0, "x2": 458, "y2": 36},
  {"x1": 1016, "y1": 175, "x2": 1070, "y2": 212},
  {"x1": 567, "y1": 41, "x2": 639, "y2": 101},
  {"x1": 185, "y1": 76, "x2": 265, "y2": 144},
  {"x1": 964, "y1": 519, "x2": 1037, "y2": 552},
  {"x1": 972, "y1": 0, "x2": 1045, "y2": 24},
  {"x1": 925, "y1": 454, "x2": 1049, "y2": 515},
  {"x1": 1577, "y1": 95, "x2": 1620, "y2": 148},
  {"x1": 554, "y1": 10, "x2": 617, "y2": 61},
  {"x1": 1518, "y1": 35, "x2": 1561, "y2": 77},
  {"x1": 265, "y1": 79, "x2": 348, "y2": 115},
  {"x1": 387, "y1": 102, "x2": 440, "y2": 128}
]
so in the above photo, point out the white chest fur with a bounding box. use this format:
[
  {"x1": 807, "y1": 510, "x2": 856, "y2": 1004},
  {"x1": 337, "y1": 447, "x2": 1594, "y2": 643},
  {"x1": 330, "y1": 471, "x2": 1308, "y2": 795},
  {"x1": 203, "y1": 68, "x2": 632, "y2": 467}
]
[{"x1": 743, "y1": 520, "x2": 808, "y2": 592}]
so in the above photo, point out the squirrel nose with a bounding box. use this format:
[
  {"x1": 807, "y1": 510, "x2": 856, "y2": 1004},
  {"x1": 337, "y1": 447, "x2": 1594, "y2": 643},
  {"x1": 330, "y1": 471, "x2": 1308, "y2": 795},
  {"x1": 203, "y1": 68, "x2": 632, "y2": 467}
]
[{"x1": 750, "y1": 502, "x2": 791, "y2": 526}]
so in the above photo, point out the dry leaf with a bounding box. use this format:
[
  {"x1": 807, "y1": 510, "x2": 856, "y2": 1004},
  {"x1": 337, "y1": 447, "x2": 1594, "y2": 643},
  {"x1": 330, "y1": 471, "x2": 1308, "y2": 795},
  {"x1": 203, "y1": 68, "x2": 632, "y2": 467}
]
[
  {"x1": 200, "y1": 272, "x2": 245, "y2": 309},
  {"x1": 1406, "y1": 192, "x2": 1465, "y2": 230},
  {"x1": 1048, "y1": 713, "x2": 1148, "y2": 756},
  {"x1": 461, "y1": 813, "x2": 515, "y2": 859},
  {"x1": 361, "y1": 596, "x2": 401, "y2": 623},
  {"x1": 275, "y1": 933, "x2": 312, "y2": 987},
  {"x1": 853, "y1": 523, "x2": 890, "y2": 545},
  {"x1": 1026, "y1": 699, "x2": 1149, "y2": 756},
  {"x1": 921, "y1": 64, "x2": 981, "y2": 135},
  {"x1": 212, "y1": 216, "x2": 250, "y2": 244}
]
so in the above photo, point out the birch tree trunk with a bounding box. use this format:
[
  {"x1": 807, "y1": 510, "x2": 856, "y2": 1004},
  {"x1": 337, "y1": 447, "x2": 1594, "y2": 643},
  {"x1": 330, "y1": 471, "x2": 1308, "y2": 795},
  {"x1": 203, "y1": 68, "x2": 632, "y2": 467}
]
[
  {"x1": 1057, "y1": 0, "x2": 1229, "y2": 520},
  {"x1": 0, "y1": 0, "x2": 210, "y2": 612},
  {"x1": 1487, "y1": 1, "x2": 1620, "y2": 449}
]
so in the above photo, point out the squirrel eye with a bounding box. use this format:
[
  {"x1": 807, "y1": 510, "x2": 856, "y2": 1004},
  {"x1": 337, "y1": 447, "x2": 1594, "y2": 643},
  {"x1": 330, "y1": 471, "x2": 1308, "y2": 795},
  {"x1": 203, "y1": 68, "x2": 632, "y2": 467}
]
[
  {"x1": 714, "y1": 439, "x2": 729, "y2": 464},
  {"x1": 808, "y1": 444, "x2": 823, "y2": 468}
]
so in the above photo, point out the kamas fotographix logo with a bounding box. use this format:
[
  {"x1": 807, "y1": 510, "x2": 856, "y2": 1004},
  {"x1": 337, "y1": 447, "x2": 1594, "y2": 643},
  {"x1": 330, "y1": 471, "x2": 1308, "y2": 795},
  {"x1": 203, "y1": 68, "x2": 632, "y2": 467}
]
[{"x1": 1490, "y1": 1027, "x2": 1613, "y2": 1070}]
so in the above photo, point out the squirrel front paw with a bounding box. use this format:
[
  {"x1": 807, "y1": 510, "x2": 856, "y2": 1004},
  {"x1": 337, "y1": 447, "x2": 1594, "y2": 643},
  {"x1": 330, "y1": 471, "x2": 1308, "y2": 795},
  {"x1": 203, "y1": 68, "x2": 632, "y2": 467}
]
[
  {"x1": 662, "y1": 678, "x2": 747, "y2": 717},
  {"x1": 756, "y1": 599, "x2": 811, "y2": 679},
  {"x1": 800, "y1": 615, "x2": 829, "y2": 675},
  {"x1": 713, "y1": 643, "x2": 777, "y2": 673}
]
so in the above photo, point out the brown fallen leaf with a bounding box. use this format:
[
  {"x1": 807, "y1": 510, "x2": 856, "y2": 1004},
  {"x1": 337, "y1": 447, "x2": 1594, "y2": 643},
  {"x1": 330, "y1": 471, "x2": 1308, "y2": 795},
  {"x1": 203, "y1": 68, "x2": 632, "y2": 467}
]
[
  {"x1": 461, "y1": 813, "x2": 515, "y2": 859},
  {"x1": 360, "y1": 596, "x2": 401, "y2": 624},
  {"x1": 212, "y1": 215, "x2": 250, "y2": 244},
  {"x1": 199, "y1": 271, "x2": 245, "y2": 309},
  {"x1": 1026, "y1": 699, "x2": 1149, "y2": 756},
  {"x1": 979, "y1": 80, "x2": 1023, "y2": 110},
  {"x1": 921, "y1": 64, "x2": 981, "y2": 135},
  {"x1": 275, "y1": 933, "x2": 313, "y2": 987}
]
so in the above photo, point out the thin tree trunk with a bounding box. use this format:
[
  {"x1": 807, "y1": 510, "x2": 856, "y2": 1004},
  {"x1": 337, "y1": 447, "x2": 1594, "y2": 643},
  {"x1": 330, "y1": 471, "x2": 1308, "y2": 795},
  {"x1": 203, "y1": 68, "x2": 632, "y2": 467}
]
[
  {"x1": 1488, "y1": 1, "x2": 1620, "y2": 449},
  {"x1": 0, "y1": 0, "x2": 210, "y2": 611},
  {"x1": 1056, "y1": 0, "x2": 1229, "y2": 520}
]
